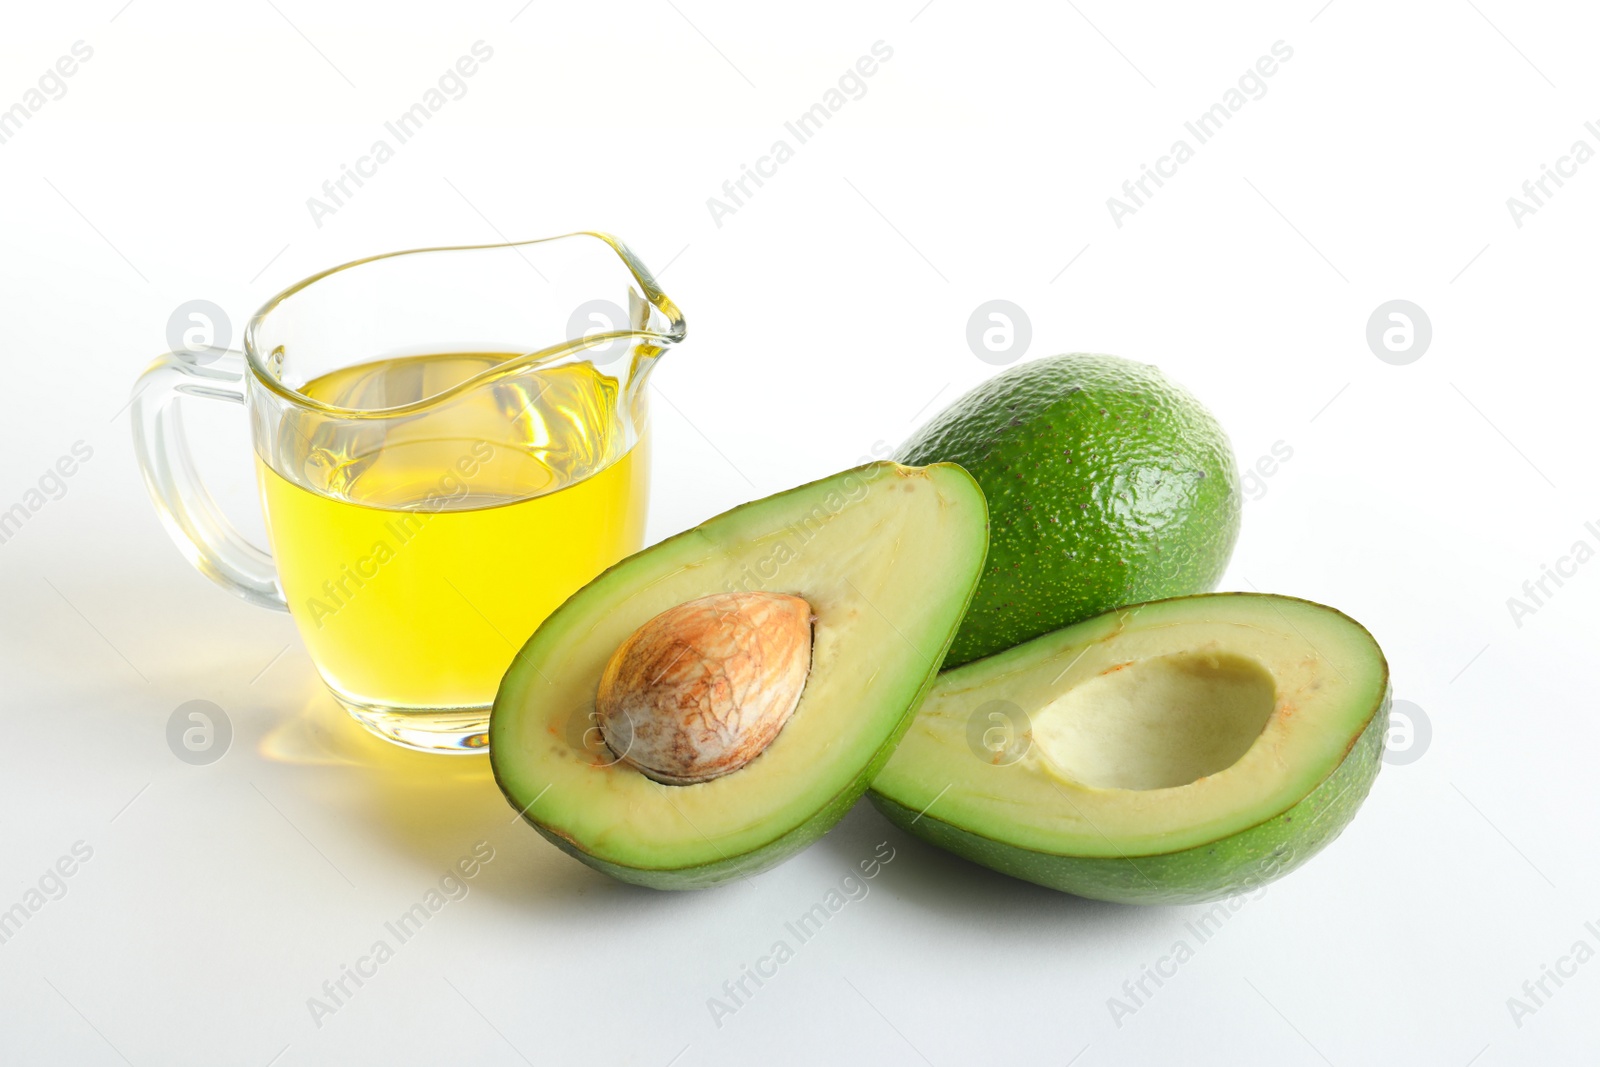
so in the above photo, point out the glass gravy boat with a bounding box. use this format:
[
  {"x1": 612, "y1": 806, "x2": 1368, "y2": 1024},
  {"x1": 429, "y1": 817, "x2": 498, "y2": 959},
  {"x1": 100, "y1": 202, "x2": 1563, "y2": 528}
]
[{"x1": 132, "y1": 234, "x2": 685, "y2": 752}]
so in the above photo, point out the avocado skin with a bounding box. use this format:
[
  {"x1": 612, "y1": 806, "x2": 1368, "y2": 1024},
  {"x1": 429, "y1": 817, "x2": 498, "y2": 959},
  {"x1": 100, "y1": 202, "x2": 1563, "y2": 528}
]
[
  {"x1": 871, "y1": 690, "x2": 1390, "y2": 905},
  {"x1": 896, "y1": 354, "x2": 1240, "y2": 667}
]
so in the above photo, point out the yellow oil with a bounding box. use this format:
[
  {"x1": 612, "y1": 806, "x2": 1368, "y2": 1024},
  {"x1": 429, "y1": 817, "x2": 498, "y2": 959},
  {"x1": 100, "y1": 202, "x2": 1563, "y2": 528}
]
[{"x1": 257, "y1": 353, "x2": 648, "y2": 724}]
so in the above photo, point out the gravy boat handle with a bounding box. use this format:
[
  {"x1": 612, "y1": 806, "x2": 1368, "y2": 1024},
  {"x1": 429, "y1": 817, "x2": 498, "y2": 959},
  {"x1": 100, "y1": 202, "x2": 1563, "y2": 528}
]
[{"x1": 130, "y1": 349, "x2": 287, "y2": 611}]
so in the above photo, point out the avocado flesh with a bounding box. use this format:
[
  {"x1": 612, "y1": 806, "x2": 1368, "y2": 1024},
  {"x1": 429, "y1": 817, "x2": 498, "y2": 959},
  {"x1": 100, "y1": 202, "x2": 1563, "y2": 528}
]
[
  {"x1": 490, "y1": 462, "x2": 989, "y2": 890},
  {"x1": 870, "y1": 593, "x2": 1389, "y2": 904},
  {"x1": 896, "y1": 354, "x2": 1241, "y2": 667}
]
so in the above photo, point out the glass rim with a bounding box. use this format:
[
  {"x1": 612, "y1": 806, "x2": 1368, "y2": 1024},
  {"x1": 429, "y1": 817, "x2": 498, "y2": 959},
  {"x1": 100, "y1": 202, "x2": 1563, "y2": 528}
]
[{"x1": 241, "y1": 231, "x2": 686, "y2": 419}]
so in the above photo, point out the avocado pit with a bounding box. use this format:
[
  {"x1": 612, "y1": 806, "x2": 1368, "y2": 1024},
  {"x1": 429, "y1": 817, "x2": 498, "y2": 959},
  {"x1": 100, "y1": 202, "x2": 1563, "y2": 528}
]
[{"x1": 596, "y1": 591, "x2": 814, "y2": 785}]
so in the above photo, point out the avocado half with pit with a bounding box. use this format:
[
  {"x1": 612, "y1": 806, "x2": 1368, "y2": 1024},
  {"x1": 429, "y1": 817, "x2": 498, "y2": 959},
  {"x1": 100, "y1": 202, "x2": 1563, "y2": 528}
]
[
  {"x1": 490, "y1": 462, "x2": 988, "y2": 889},
  {"x1": 870, "y1": 593, "x2": 1390, "y2": 904}
]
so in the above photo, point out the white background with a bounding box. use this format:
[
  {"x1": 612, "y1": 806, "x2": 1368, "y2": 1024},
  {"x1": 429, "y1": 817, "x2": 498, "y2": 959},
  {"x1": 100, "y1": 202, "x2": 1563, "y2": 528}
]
[{"x1": 1, "y1": 0, "x2": 1596, "y2": 1063}]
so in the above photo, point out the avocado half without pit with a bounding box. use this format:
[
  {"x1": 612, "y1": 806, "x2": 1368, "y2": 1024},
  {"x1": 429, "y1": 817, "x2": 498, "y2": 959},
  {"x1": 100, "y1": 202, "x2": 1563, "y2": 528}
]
[
  {"x1": 489, "y1": 462, "x2": 989, "y2": 890},
  {"x1": 870, "y1": 593, "x2": 1391, "y2": 905}
]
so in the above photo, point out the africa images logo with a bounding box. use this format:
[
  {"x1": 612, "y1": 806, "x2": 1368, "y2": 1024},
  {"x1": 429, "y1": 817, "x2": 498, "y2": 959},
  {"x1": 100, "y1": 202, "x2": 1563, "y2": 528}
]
[{"x1": 1105, "y1": 40, "x2": 1294, "y2": 228}]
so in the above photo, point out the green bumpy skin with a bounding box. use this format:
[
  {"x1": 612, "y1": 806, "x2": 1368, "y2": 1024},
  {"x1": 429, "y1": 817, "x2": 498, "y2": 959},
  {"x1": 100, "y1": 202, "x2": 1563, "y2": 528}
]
[
  {"x1": 895, "y1": 353, "x2": 1241, "y2": 667},
  {"x1": 872, "y1": 700, "x2": 1389, "y2": 905}
]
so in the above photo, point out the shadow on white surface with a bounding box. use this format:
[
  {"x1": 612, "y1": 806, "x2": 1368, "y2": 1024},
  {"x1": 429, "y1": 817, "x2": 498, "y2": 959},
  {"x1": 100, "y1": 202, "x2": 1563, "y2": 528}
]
[
  {"x1": 811, "y1": 797, "x2": 1152, "y2": 932},
  {"x1": 254, "y1": 687, "x2": 619, "y2": 905},
  {"x1": 252, "y1": 682, "x2": 1154, "y2": 924}
]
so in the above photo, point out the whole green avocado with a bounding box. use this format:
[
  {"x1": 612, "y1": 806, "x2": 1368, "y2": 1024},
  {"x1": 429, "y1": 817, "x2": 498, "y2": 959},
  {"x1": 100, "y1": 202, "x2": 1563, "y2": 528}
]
[{"x1": 895, "y1": 353, "x2": 1240, "y2": 666}]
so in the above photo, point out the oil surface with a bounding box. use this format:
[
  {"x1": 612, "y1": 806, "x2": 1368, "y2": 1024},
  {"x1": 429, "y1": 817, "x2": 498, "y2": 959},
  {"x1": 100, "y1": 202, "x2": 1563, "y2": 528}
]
[{"x1": 257, "y1": 353, "x2": 648, "y2": 715}]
